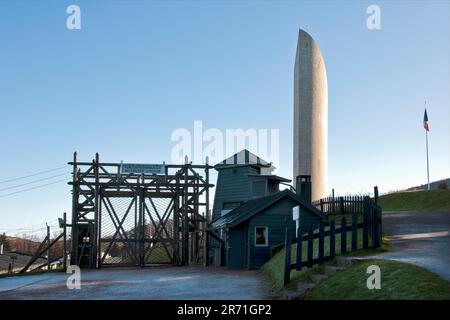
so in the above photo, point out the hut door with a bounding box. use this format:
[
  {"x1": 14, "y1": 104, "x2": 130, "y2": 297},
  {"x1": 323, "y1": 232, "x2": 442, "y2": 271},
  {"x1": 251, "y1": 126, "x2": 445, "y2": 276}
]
[{"x1": 228, "y1": 225, "x2": 247, "y2": 269}]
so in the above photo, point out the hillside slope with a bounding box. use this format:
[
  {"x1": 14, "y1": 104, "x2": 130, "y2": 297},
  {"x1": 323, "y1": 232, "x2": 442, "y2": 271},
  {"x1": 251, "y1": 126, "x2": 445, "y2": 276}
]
[{"x1": 378, "y1": 189, "x2": 450, "y2": 211}]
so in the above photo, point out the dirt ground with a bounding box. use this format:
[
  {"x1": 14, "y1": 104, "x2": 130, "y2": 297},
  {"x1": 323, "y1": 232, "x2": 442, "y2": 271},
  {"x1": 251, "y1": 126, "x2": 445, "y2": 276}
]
[{"x1": 0, "y1": 265, "x2": 268, "y2": 300}]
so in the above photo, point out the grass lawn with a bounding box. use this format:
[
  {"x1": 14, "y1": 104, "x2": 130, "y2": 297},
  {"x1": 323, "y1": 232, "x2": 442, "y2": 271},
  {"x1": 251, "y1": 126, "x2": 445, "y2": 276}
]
[
  {"x1": 378, "y1": 189, "x2": 450, "y2": 211},
  {"x1": 306, "y1": 259, "x2": 450, "y2": 300},
  {"x1": 260, "y1": 230, "x2": 388, "y2": 294}
]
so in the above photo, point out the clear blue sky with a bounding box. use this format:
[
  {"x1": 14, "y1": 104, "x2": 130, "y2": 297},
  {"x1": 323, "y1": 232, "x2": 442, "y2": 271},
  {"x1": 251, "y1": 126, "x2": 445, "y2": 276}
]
[{"x1": 0, "y1": 0, "x2": 449, "y2": 231}]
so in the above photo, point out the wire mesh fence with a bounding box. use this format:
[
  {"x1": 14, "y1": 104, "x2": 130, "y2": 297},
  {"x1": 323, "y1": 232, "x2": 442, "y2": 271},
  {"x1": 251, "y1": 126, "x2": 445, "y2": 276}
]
[
  {"x1": 100, "y1": 196, "x2": 138, "y2": 265},
  {"x1": 99, "y1": 195, "x2": 176, "y2": 266},
  {"x1": 144, "y1": 197, "x2": 174, "y2": 264}
]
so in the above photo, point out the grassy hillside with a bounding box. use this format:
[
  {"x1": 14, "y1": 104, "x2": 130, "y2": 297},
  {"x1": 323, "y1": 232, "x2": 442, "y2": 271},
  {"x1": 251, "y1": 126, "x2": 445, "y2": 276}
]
[
  {"x1": 378, "y1": 189, "x2": 450, "y2": 211},
  {"x1": 407, "y1": 178, "x2": 449, "y2": 191},
  {"x1": 260, "y1": 238, "x2": 387, "y2": 294},
  {"x1": 307, "y1": 259, "x2": 450, "y2": 300}
]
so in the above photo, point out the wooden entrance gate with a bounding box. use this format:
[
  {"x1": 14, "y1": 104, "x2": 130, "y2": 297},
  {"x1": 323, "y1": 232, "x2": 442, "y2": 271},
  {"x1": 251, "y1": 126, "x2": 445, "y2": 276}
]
[{"x1": 69, "y1": 153, "x2": 213, "y2": 268}]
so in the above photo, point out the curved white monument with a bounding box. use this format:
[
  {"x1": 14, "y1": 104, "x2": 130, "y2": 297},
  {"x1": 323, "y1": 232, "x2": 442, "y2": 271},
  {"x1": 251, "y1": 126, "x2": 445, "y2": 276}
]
[{"x1": 293, "y1": 29, "x2": 328, "y2": 201}]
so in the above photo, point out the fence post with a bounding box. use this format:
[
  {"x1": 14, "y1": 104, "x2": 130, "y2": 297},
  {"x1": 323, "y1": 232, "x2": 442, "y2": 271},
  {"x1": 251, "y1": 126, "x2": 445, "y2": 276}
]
[
  {"x1": 330, "y1": 220, "x2": 335, "y2": 259},
  {"x1": 318, "y1": 223, "x2": 324, "y2": 265},
  {"x1": 351, "y1": 212, "x2": 358, "y2": 251},
  {"x1": 332, "y1": 189, "x2": 336, "y2": 213},
  {"x1": 284, "y1": 229, "x2": 292, "y2": 286},
  {"x1": 307, "y1": 225, "x2": 314, "y2": 268},
  {"x1": 363, "y1": 197, "x2": 370, "y2": 249},
  {"x1": 374, "y1": 186, "x2": 379, "y2": 205},
  {"x1": 340, "y1": 218, "x2": 347, "y2": 254},
  {"x1": 63, "y1": 212, "x2": 67, "y2": 271},
  {"x1": 340, "y1": 197, "x2": 345, "y2": 214},
  {"x1": 296, "y1": 226, "x2": 302, "y2": 271},
  {"x1": 46, "y1": 224, "x2": 50, "y2": 271},
  {"x1": 320, "y1": 199, "x2": 324, "y2": 213}
]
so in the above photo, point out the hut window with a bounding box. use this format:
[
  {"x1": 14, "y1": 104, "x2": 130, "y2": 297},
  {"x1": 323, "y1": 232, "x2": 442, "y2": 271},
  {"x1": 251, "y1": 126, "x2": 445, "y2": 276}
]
[{"x1": 255, "y1": 227, "x2": 268, "y2": 247}]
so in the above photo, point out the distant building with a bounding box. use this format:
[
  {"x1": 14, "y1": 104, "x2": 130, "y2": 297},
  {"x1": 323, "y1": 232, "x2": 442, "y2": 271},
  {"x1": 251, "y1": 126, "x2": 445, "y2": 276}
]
[{"x1": 209, "y1": 150, "x2": 327, "y2": 269}]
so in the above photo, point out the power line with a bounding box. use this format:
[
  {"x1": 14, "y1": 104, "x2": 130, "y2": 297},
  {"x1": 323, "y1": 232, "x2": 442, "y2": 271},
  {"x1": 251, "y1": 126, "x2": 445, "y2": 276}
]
[
  {"x1": 0, "y1": 220, "x2": 61, "y2": 234},
  {"x1": 0, "y1": 172, "x2": 70, "y2": 192},
  {"x1": 0, "y1": 165, "x2": 69, "y2": 184},
  {"x1": 0, "y1": 178, "x2": 69, "y2": 198}
]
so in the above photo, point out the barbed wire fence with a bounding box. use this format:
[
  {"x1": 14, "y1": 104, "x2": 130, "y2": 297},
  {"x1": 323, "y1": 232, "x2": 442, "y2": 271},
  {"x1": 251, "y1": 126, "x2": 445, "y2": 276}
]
[
  {"x1": 0, "y1": 163, "x2": 219, "y2": 275},
  {"x1": 0, "y1": 220, "x2": 70, "y2": 275},
  {"x1": 0, "y1": 165, "x2": 72, "y2": 275}
]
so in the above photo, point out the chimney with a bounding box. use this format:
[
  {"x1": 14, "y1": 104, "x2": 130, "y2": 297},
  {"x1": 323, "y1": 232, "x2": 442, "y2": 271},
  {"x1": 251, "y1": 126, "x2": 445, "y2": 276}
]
[{"x1": 296, "y1": 175, "x2": 311, "y2": 204}]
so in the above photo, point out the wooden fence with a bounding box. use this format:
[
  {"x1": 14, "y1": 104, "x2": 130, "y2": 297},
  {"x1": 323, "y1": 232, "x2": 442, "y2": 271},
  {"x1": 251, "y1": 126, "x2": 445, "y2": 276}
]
[
  {"x1": 311, "y1": 186, "x2": 379, "y2": 215},
  {"x1": 284, "y1": 196, "x2": 382, "y2": 285}
]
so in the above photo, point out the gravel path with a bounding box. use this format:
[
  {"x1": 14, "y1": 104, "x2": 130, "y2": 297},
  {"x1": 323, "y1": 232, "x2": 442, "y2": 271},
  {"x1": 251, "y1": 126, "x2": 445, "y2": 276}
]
[
  {"x1": 0, "y1": 266, "x2": 268, "y2": 300},
  {"x1": 372, "y1": 211, "x2": 450, "y2": 281}
]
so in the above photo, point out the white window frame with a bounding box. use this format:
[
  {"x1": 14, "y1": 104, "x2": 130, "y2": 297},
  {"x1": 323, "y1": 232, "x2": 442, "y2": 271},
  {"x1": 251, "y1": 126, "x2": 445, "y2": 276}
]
[{"x1": 254, "y1": 226, "x2": 268, "y2": 247}]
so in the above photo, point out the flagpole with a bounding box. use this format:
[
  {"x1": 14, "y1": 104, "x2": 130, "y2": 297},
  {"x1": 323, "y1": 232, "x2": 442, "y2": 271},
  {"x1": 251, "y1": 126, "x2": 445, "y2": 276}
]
[
  {"x1": 426, "y1": 129, "x2": 430, "y2": 190},
  {"x1": 425, "y1": 101, "x2": 430, "y2": 191}
]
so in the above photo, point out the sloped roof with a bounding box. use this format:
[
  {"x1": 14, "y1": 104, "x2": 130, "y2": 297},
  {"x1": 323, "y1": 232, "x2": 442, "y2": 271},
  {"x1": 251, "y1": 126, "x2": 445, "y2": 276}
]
[
  {"x1": 210, "y1": 189, "x2": 327, "y2": 229},
  {"x1": 215, "y1": 149, "x2": 272, "y2": 168},
  {"x1": 247, "y1": 174, "x2": 291, "y2": 183}
]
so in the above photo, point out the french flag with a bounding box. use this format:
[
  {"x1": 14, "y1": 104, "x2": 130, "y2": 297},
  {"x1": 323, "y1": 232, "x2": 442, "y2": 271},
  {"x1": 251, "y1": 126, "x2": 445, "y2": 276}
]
[{"x1": 423, "y1": 109, "x2": 429, "y2": 132}]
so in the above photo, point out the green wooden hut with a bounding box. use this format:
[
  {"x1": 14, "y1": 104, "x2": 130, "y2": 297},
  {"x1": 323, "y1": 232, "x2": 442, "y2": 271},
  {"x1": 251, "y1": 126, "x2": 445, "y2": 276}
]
[{"x1": 209, "y1": 150, "x2": 327, "y2": 269}]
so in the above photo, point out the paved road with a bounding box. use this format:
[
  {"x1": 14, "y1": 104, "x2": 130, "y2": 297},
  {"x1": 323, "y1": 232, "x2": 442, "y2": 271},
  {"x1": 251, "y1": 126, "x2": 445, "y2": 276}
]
[
  {"x1": 0, "y1": 266, "x2": 268, "y2": 300},
  {"x1": 374, "y1": 211, "x2": 450, "y2": 281}
]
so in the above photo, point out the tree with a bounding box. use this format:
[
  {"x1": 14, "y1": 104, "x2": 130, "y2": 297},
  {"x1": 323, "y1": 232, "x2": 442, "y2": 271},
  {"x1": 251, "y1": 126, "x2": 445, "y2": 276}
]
[{"x1": 0, "y1": 233, "x2": 11, "y2": 252}]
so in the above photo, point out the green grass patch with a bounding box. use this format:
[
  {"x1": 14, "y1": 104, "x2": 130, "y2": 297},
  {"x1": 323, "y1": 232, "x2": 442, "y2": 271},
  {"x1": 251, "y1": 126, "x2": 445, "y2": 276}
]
[
  {"x1": 306, "y1": 259, "x2": 450, "y2": 300},
  {"x1": 260, "y1": 229, "x2": 387, "y2": 295},
  {"x1": 378, "y1": 189, "x2": 450, "y2": 211}
]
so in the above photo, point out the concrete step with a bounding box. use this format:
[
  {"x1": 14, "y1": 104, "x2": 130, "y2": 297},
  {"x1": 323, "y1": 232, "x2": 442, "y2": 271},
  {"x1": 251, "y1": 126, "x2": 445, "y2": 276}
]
[
  {"x1": 297, "y1": 282, "x2": 316, "y2": 294},
  {"x1": 324, "y1": 266, "x2": 345, "y2": 275},
  {"x1": 310, "y1": 274, "x2": 328, "y2": 283}
]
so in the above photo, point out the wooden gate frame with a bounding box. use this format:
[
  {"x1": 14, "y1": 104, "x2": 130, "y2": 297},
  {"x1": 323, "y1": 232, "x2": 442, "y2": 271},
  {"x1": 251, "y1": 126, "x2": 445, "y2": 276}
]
[{"x1": 68, "y1": 152, "x2": 213, "y2": 268}]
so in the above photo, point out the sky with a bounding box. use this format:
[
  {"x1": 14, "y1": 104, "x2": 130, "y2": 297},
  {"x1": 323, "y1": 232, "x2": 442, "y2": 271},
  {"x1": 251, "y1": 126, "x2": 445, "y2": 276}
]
[{"x1": 0, "y1": 0, "x2": 449, "y2": 231}]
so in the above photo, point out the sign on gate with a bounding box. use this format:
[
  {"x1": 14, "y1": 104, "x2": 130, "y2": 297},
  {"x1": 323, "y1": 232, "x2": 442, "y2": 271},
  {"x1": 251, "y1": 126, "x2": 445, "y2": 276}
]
[{"x1": 120, "y1": 163, "x2": 166, "y2": 175}]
